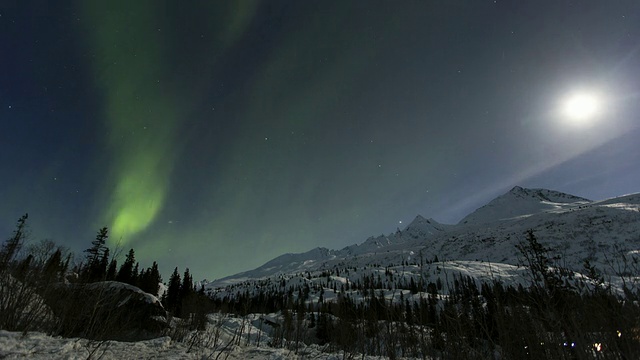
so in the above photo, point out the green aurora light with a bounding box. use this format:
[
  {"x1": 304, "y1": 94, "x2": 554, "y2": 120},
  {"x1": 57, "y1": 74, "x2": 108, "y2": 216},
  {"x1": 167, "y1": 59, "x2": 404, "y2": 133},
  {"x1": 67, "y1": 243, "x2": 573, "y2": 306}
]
[{"x1": 82, "y1": 2, "x2": 258, "y2": 244}]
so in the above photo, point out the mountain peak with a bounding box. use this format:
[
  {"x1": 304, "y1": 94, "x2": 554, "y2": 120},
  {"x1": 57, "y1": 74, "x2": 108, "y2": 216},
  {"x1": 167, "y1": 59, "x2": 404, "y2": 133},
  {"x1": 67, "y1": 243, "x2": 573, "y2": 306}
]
[
  {"x1": 409, "y1": 214, "x2": 428, "y2": 225},
  {"x1": 508, "y1": 187, "x2": 591, "y2": 203},
  {"x1": 459, "y1": 186, "x2": 591, "y2": 225},
  {"x1": 404, "y1": 214, "x2": 447, "y2": 237},
  {"x1": 407, "y1": 215, "x2": 441, "y2": 227}
]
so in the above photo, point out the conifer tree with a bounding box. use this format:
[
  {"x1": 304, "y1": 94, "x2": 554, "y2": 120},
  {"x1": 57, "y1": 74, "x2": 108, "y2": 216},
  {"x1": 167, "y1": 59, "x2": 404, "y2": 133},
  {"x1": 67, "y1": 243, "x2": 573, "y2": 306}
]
[
  {"x1": 106, "y1": 259, "x2": 117, "y2": 281},
  {"x1": 139, "y1": 261, "x2": 161, "y2": 295},
  {"x1": 150, "y1": 262, "x2": 162, "y2": 289},
  {"x1": 132, "y1": 262, "x2": 140, "y2": 285},
  {"x1": 82, "y1": 227, "x2": 109, "y2": 282},
  {"x1": 0, "y1": 213, "x2": 29, "y2": 271},
  {"x1": 138, "y1": 268, "x2": 146, "y2": 287},
  {"x1": 116, "y1": 248, "x2": 136, "y2": 285},
  {"x1": 165, "y1": 267, "x2": 182, "y2": 316},
  {"x1": 180, "y1": 268, "x2": 194, "y2": 299},
  {"x1": 42, "y1": 248, "x2": 64, "y2": 282},
  {"x1": 84, "y1": 227, "x2": 108, "y2": 266},
  {"x1": 96, "y1": 248, "x2": 110, "y2": 281}
]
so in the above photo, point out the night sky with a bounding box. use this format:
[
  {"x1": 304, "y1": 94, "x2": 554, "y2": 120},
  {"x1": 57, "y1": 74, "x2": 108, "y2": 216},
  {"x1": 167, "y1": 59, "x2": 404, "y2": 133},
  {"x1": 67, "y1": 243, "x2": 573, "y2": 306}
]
[{"x1": 2, "y1": 1, "x2": 639, "y2": 280}]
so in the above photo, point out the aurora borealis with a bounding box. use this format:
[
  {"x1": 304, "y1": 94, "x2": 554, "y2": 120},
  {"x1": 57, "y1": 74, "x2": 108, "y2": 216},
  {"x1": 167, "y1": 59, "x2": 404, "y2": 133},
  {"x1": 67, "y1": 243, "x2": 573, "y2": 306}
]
[
  {"x1": 2, "y1": 1, "x2": 640, "y2": 280},
  {"x1": 85, "y1": 2, "x2": 176, "y2": 240}
]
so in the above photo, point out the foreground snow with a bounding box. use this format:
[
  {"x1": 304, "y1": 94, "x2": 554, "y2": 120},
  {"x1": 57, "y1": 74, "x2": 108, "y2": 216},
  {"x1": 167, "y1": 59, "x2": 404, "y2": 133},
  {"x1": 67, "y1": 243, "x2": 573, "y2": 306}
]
[
  {"x1": 0, "y1": 312, "x2": 397, "y2": 360},
  {"x1": 0, "y1": 331, "x2": 180, "y2": 360},
  {"x1": 0, "y1": 330, "x2": 337, "y2": 359}
]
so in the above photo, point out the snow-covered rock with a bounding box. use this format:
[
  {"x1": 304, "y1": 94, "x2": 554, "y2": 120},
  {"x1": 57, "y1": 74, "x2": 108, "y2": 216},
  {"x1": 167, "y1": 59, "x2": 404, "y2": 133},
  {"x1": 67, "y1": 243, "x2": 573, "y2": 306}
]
[{"x1": 49, "y1": 281, "x2": 168, "y2": 341}]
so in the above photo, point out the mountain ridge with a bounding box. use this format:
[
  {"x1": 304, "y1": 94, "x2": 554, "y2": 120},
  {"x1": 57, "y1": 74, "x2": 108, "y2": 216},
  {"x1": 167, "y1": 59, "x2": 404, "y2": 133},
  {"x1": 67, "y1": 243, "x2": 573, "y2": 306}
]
[
  {"x1": 206, "y1": 186, "x2": 640, "y2": 291},
  {"x1": 458, "y1": 186, "x2": 592, "y2": 225}
]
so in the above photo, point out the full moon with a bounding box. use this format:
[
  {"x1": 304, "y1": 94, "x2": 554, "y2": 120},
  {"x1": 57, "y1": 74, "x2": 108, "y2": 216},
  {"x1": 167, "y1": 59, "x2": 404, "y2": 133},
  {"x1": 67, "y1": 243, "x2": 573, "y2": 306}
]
[{"x1": 560, "y1": 92, "x2": 602, "y2": 124}]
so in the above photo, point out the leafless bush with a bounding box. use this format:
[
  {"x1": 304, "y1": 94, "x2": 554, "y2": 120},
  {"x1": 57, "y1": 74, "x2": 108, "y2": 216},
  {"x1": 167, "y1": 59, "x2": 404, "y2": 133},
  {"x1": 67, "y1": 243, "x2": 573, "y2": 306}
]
[{"x1": 0, "y1": 273, "x2": 56, "y2": 333}]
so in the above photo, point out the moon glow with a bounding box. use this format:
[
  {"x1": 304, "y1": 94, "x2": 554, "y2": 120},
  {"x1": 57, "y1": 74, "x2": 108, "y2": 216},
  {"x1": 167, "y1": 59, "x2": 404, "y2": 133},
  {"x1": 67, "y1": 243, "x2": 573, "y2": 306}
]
[{"x1": 561, "y1": 92, "x2": 602, "y2": 125}]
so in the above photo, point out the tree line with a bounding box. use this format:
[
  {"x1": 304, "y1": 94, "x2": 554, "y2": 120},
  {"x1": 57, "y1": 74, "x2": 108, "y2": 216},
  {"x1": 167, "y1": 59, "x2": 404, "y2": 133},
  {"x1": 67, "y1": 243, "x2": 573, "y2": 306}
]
[
  {"x1": 205, "y1": 230, "x2": 640, "y2": 359},
  {"x1": 2, "y1": 214, "x2": 640, "y2": 358},
  {"x1": 0, "y1": 214, "x2": 211, "y2": 339}
]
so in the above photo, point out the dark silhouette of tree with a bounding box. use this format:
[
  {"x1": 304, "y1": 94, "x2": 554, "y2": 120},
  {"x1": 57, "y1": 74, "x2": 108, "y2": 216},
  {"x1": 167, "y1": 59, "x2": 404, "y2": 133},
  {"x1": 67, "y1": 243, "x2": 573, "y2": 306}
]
[
  {"x1": 14, "y1": 254, "x2": 33, "y2": 280},
  {"x1": 180, "y1": 268, "x2": 194, "y2": 300},
  {"x1": 106, "y1": 259, "x2": 117, "y2": 281},
  {"x1": 0, "y1": 213, "x2": 29, "y2": 271},
  {"x1": 96, "y1": 248, "x2": 110, "y2": 280},
  {"x1": 42, "y1": 248, "x2": 64, "y2": 282},
  {"x1": 164, "y1": 267, "x2": 182, "y2": 316},
  {"x1": 132, "y1": 262, "x2": 139, "y2": 285},
  {"x1": 516, "y1": 229, "x2": 570, "y2": 296},
  {"x1": 82, "y1": 227, "x2": 109, "y2": 282},
  {"x1": 138, "y1": 261, "x2": 162, "y2": 295},
  {"x1": 116, "y1": 248, "x2": 136, "y2": 285}
]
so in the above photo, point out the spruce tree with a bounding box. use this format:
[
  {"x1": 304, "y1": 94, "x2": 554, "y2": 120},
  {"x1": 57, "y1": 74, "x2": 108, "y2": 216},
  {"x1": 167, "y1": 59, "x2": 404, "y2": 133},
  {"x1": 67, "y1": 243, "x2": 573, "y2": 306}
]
[
  {"x1": 180, "y1": 268, "x2": 194, "y2": 299},
  {"x1": 132, "y1": 262, "x2": 140, "y2": 285},
  {"x1": 0, "y1": 213, "x2": 29, "y2": 271},
  {"x1": 116, "y1": 248, "x2": 136, "y2": 285},
  {"x1": 139, "y1": 261, "x2": 161, "y2": 295},
  {"x1": 149, "y1": 262, "x2": 162, "y2": 292},
  {"x1": 106, "y1": 259, "x2": 117, "y2": 281},
  {"x1": 42, "y1": 249, "x2": 63, "y2": 282},
  {"x1": 95, "y1": 248, "x2": 110, "y2": 281},
  {"x1": 82, "y1": 227, "x2": 109, "y2": 282},
  {"x1": 165, "y1": 267, "x2": 182, "y2": 316}
]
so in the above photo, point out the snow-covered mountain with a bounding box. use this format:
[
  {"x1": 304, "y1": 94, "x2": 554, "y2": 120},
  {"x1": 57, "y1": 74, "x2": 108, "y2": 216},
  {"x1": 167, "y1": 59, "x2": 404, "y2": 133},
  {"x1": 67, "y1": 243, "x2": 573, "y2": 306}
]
[
  {"x1": 20, "y1": 186, "x2": 630, "y2": 359},
  {"x1": 458, "y1": 186, "x2": 591, "y2": 225},
  {"x1": 205, "y1": 186, "x2": 640, "y2": 297}
]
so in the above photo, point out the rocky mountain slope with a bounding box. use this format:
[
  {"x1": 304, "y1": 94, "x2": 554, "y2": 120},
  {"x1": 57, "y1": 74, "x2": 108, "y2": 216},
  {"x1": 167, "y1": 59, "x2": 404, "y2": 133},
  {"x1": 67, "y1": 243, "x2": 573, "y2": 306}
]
[{"x1": 204, "y1": 187, "x2": 640, "y2": 299}]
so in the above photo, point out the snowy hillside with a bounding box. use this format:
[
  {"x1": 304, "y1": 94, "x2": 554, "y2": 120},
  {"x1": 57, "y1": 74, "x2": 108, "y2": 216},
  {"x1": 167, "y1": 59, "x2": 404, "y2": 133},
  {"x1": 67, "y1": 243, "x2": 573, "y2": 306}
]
[{"x1": 205, "y1": 186, "x2": 640, "y2": 295}]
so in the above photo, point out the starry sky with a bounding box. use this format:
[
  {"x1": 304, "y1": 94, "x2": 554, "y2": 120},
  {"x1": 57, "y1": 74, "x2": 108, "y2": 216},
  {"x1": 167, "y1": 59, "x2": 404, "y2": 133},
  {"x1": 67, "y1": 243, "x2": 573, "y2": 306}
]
[{"x1": 2, "y1": 1, "x2": 640, "y2": 280}]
